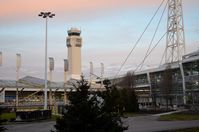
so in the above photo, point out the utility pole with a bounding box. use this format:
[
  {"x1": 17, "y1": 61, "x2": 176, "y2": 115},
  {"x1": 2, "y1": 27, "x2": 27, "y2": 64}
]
[
  {"x1": 90, "y1": 62, "x2": 93, "y2": 84},
  {"x1": 0, "y1": 52, "x2": 2, "y2": 66},
  {"x1": 49, "y1": 57, "x2": 54, "y2": 108},
  {"x1": 64, "y1": 59, "x2": 69, "y2": 105},
  {"x1": 100, "y1": 63, "x2": 104, "y2": 88},
  {"x1": 16, "y1": 53, "x2": 21, "y2": 108}
]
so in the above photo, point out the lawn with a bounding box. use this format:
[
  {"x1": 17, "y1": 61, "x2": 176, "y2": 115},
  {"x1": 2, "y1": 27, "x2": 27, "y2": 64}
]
[
  {"x1": 159, "y1": 112, "x2": 199, "y2": 121},
  {"x1": 0, "y1": 112, "x2": 16, "y2": 121},
  {"x1": 51, "y1": 114, "x2": 62, "y2": 121}
]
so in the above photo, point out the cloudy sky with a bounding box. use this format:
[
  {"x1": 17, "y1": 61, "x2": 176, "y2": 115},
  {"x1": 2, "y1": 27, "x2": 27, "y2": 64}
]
[{"x1": 0, "y1": 0, "x2": 199, "y2": 81}]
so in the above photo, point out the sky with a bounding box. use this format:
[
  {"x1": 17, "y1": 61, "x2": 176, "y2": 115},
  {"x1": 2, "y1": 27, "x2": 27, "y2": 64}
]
[{"x1": 0, "y1": 0, "x2": 199, "y2": 81}]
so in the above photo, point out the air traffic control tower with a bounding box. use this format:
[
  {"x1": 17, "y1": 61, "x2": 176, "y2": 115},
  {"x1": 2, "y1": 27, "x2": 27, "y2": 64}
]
[{"x1": 66, "y1": 28, "x2": 82, "y2": 80}]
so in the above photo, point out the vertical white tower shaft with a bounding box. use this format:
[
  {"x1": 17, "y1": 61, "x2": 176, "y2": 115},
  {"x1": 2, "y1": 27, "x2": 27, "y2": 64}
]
[{"x1": 165, "y1": 0, "x2": 185, "y2": 63}]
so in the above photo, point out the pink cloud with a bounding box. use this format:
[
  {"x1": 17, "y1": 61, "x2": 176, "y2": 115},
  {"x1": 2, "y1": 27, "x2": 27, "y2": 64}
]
[
  {"x1": 0, "y1": 0, "x2": 161, "y2": 19},
  {"x1": 1, "y1": 0, "x2": 197, "y2": 23},
  {"x1": 1, "y1": 0, "x2": 198, "y2": 20}
]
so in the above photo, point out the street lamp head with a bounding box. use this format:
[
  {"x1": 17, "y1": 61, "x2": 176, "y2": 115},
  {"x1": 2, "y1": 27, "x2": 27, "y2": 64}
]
[
  {"x1": 38, "y1": 12, "x2": 55, "y2": 18},
  {"x1": 38, "y1": 12, "x2": 44, "y2": 16},
  {"x1": 49, "y1": 14, "x2": 55, "y2": 18}
]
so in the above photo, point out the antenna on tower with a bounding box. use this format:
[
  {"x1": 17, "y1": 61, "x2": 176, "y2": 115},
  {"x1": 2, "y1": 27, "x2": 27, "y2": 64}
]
[{"x1": 165, "y1": 0, "x2": 185, "y2": 63}]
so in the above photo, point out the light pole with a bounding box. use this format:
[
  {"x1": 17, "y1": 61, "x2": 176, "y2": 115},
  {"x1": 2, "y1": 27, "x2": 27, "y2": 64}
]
[
  {"x1": 16, "y1": 53, "x2": 21, "y2": 108},
  {"x1": 100, "y1": 63, "x2": 104, "y2": 88},
  {"x1": 64, "y1": 59, "x2": 69, "y2": 105},
  {"x1": 38, "y1": 12, "x2": 55, "y2": 110},
  {"x1": 0, "y1": 52, "x2": 2, "y2": 66},
  {"x1": 49, "y1": 57, "x2": 54, "y2": 107}
]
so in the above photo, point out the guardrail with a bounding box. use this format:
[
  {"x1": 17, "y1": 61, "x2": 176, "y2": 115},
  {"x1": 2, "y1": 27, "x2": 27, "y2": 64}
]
[{"x1": 16, "y1": 110, "x2": 51, "y2": 121}]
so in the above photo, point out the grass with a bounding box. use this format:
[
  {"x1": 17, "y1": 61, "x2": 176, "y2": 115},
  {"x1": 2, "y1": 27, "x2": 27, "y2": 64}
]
[
  {"x1": 159, "y1": 113, "x2": 199, "y2": 121},
  {"x1": 0, "y1": 111, "x2": 61, "y2": 123},
  {"x1": 123, "y1": 112, "x2": 138, "y2": 117},
  {"x1": 0, "y1": 113, "x2": 16, "y2": 120},
  {"x1": 164, "y1": 127, "x2": 199, "y2": 132},
  {"x1": 51, "y1": 114, "x2": 62, "y2": 121}
]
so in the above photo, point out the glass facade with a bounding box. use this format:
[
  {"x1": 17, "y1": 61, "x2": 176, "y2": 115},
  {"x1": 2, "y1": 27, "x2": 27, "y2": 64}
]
[
  {"x1": 183, "y1": 60, "x2": 199, "y2": 104},
  {"x1": 135, "y1": 74, "x2": 148, "y2": 85},
  {"x1": 122, "y1": 68, "x2": 186, "y2": 106}
]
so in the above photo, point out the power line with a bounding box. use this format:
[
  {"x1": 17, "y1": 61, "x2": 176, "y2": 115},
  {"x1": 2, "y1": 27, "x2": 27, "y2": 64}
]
[
  {"x1": 135, "y1": 1, "x2": 168, "y2": 71},
  {"x1": 114, "y1": 0, "x2": 166, "y2": 79},
  {"x1": 142, "y1": 32, "x2": 167, "y2": 65}
]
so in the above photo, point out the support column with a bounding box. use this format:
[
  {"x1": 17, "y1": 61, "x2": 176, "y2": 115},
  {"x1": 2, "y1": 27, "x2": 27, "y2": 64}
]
[
  {"x1": 179, "y1": 62, "x2": 186, "y2": 104},
  {"x1": 147, "y1": 72, "x2": 152, "y2": 100}
]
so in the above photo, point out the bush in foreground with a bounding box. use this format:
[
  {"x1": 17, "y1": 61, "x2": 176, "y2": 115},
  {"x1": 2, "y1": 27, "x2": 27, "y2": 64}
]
[{"x1": 53, "y1": 77, "x2": 127, "y2": 132}]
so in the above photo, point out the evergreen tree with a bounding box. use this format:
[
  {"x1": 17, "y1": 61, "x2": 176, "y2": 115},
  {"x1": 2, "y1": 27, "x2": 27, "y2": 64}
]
[
  {"x1": 101, "y1": 80, "x2": 120, "y2": 113},
  {"x1": 53, "y1": 77, "x2": 127, "y2": 132}
]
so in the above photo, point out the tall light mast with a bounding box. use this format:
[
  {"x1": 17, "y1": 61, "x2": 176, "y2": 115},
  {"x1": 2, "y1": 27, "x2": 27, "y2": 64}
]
[{"x1": 165, "y1": 0, "x2": 185, "y2": 63}]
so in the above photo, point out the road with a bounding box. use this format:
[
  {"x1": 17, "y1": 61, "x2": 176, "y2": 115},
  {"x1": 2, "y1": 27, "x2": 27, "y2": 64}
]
[
  {"x1": 4, "y1": 115, "x2": 199, "y2": 132},
  {"x1": 5, "y1": 121, "x2": 55, "y2": 132},
  {"x1": 124, "y1": 115, "x2": 199, "y2": 132}
]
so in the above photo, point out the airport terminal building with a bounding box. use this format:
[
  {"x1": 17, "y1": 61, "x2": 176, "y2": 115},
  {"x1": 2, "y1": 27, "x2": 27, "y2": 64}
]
[
  {"x1": 0, "y1": 49, "x2": 199, "y2": 108},
  {"x1": 114, "y1": 49, "x2": 199, "y2": 107}
]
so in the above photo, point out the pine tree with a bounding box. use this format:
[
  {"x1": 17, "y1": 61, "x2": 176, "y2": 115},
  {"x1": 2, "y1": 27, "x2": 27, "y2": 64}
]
[{"x1": 53, "y1": 77, "x2": 127, "y2": 132}]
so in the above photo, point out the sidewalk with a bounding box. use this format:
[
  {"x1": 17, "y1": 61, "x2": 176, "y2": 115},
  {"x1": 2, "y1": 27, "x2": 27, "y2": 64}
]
[
  {"x1": 124, "y1": 110, "x2": 199, "y2": 132},
  {"x1": 152, "y1": 109, "x2": 188, "y2": 117}
]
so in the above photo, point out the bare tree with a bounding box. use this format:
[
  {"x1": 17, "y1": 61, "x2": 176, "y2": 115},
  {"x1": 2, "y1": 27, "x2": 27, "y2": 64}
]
[
  {"x1": 118, "y1": 71, "x2": 139, "y2": 113},
  {"x1": 161, "y1": 66, "x2": 173, "y2": 110},
  {"x1": 120, "y1": 71, "x2": 135, "y2": 89}
]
